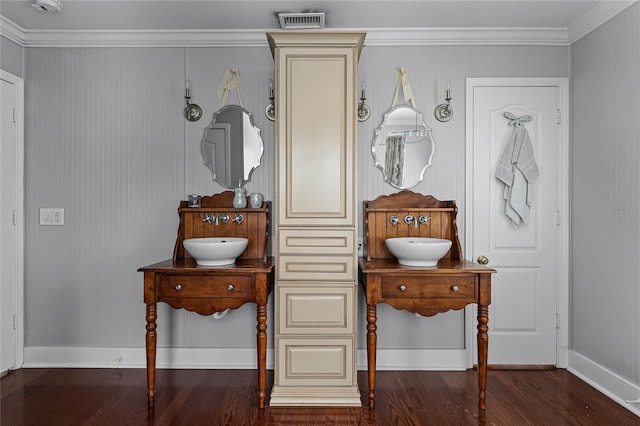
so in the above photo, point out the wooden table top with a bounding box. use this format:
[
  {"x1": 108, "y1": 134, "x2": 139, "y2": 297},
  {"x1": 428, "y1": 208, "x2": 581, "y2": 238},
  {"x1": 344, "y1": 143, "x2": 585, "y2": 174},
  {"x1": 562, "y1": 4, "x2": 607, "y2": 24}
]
[
  {"x1": 358, "y1": 257, "x2": 495, "y2": 274},
  {"x1": 138, "y1": 257, "x2": 275, "y2": 272}
]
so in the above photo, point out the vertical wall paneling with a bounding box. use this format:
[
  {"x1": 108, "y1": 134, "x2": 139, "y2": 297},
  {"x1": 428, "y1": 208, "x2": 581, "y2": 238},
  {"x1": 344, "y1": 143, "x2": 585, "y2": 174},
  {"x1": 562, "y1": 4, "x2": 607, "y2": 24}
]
[
  {"x1": 25, "y1": 48, "x2": 185, "y2": 348},
  {"x1": 22, "y1": 42, "x2": 569, "y2": 365},
  {"x1": 570, "y1": 2, "x2": 640, "y2": 389}
]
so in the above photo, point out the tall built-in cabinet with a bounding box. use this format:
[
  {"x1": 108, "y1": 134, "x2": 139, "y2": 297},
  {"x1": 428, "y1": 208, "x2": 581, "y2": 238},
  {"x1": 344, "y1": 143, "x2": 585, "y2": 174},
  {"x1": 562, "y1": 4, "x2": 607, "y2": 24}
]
[{"x1": 266, "y1": 31, "x2": 366, "y2": 406}]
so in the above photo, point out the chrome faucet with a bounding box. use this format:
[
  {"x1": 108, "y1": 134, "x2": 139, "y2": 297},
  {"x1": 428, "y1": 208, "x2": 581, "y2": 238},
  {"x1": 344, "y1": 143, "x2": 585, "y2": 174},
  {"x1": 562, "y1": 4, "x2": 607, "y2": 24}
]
[
  {"x1": 418, "y1": 215, "x2": 430, "y2": 225},
  {"x1": 232, "y1": 213, "x2": 244, "y2": 224},
  {"x1": 203, "y1": 213, "x2": 217, "y2": 224},
  {"x1": 203, "y1": 213, "x2": 230, "y2": 225},
  {"x1": 389, "y1": 215, "x2": 400, "y2": 226},
  {"x1": 404, "y1": 215, "x2": 415, "y2": 226}
]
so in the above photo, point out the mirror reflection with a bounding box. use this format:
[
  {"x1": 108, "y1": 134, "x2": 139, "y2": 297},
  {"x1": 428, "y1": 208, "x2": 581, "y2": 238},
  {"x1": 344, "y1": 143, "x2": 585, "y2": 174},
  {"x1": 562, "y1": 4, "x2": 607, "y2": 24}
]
[
  {"x1": 201, "y1": 105, "x2": 264, "y2": 188},
  {"x1": 371, "y1": 105, "x2": 435, "y2": 189}
]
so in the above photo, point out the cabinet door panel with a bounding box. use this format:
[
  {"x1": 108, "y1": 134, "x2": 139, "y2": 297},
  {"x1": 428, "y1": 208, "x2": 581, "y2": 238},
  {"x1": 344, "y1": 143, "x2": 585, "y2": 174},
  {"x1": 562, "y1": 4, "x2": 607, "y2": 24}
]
[
  {"x1": 277, "y1": 338, "x2": 354, "y2": 386},
  {"x1": 278, "y1": 286, "x2": 354, "y2": 334},
  {"x1": 277, "y1": 48, "x2": 355, "y2": 226}
]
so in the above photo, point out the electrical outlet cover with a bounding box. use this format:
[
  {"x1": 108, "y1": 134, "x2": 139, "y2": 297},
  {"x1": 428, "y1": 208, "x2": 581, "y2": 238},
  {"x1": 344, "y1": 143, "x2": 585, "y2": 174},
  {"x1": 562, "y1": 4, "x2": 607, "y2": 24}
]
[{"x1": 40, "y1": 208, "x2": 64, "y2": 225}]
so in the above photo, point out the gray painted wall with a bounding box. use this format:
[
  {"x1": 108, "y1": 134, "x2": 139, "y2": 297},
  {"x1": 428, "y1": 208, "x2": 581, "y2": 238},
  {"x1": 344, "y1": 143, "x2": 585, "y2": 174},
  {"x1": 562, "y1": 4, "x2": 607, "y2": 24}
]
[
  {"x1": 24, "y1": 43, "x2": 567, "y2": 354},
  {"x1": 1, "y1": 35, "x2": 23, "y2": 77},
  {"x1": 571, "y1": 3, "x2": 640, "y2": 387}
]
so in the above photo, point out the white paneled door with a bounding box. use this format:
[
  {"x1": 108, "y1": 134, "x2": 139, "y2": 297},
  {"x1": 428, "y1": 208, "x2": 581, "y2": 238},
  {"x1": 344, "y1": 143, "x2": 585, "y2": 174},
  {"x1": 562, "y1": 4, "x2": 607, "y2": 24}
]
[
  {"x1": 1, "y1": 71, "x2": 23, "y2": 373},
  {"x1": 467, "y1": 78, "x2": 568, "y2": 365}
]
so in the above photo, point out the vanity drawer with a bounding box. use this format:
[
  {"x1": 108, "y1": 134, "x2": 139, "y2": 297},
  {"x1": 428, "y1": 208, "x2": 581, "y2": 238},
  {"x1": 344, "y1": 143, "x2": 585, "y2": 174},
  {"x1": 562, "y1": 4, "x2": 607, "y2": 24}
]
[
  {"x1": 160, "y1": 275, "x2": 253, "y2": 298},
  {"x1": 381, "y1": 275, "x2": 477, "y2": 300},
  {"x1": 278, "y1": 285, "x2": 355, "y2": 334},
  {"x1": 278, "y1": 255, "x2": 355, "y2": 281},
  {"x1": 279, "y1": 229, "x2": 355, "y2": 255},
  {"x1": 277, "y1": 337, "x2": 355, "y2": 386}
]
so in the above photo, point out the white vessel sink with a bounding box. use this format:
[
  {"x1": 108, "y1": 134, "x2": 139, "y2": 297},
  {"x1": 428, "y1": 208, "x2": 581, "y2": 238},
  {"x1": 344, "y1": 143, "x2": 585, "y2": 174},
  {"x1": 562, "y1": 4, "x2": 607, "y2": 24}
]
[
  {"x1": 183, "y1": 237, "x2": 248, "y2": 266},
  {"x1": 385, "y1": 237, "x2": 452, "y2": 267}
]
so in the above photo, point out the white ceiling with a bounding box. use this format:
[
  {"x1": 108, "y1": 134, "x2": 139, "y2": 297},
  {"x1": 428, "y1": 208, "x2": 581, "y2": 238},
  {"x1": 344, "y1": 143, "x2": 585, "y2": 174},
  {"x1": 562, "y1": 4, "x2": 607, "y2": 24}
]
[{"x1": 0, "y1": 0, "x2": 636, "y2": 46}]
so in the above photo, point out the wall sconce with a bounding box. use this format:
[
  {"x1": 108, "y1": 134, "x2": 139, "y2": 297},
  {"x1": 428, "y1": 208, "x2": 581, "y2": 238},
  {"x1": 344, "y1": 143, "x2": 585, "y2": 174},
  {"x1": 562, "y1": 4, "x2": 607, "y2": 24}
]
[
  {"x1": 357, "y1": 80, "x2": 370, "y2": 122},
  {"x1": 265, "y1": 79, "x2": 275, "y2": 121},
  {"x1": 183, "y1": 80, "x2": 202, "y2": 122},
  {"x1": 434, "y1": 81, "x2": 453, "y2": 122}
]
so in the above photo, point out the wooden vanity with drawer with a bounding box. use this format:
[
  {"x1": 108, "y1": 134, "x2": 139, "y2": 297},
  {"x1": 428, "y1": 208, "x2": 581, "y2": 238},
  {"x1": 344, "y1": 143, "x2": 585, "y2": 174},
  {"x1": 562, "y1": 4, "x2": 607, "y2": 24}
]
[
  {"x1": 138, "y1": 191, "x2": 274, "y2": 408},
  {"x1": 358, "y1": 190, "x2": 495, "y2": 410}
]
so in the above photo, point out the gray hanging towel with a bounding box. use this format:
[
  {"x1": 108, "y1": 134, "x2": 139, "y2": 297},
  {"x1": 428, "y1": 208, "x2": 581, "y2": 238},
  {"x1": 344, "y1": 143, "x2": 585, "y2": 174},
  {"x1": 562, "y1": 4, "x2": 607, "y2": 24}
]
[
  {"x1": 385, "y1": 133, "x2": 405, "y2": 187},
  {"x1": 496, "y1": 112, "x2": 539, "y2": 227}
]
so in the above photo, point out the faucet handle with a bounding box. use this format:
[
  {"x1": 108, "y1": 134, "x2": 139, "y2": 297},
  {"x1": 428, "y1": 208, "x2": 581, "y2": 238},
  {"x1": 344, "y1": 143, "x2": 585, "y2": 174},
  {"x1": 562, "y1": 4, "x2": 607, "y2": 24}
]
[
  {"x1": 418, "y1": 215, "x2": 430, "y2": 225},
  {"x1": 232, "y1": 213, "x2": 244, "y2": 224},
  {"x1": 203, "y1": 213, "x2": 215, "y2": 224},
  {"x1": 404, "y1": 215, "x2": 415, "y2": 225},
  {"x1": 389, "y1": 215, "x2": 400, "y2": 226}
]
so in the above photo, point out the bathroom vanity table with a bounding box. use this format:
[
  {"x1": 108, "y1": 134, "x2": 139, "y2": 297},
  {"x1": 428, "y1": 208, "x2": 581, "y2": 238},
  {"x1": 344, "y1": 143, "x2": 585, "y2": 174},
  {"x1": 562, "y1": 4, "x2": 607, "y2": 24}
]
[
  {"x1": 358, "y1": 191, "x2": 495, "y2": 410},
  {"x1": 138, "y1": 192, "x2": 274, "y2": 408}
]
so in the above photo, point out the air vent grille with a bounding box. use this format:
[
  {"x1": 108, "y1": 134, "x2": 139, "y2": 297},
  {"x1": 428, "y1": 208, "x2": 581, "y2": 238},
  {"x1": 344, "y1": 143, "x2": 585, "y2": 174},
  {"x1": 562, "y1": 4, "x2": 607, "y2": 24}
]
[{"x1": 278, "y1": 12, "x2": 325, "y2": 30}]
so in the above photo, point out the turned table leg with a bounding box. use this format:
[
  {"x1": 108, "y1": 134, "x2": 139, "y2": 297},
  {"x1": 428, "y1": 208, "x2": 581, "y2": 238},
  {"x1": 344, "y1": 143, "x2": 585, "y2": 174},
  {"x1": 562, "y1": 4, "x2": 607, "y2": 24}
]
[
  {"x1": 145, "y1": 303, "x2": 157, "y2": 408},
  {"x1": 367, "y1": 304, "x2": 378, "y2": 409},
  {"x1": 477, "y1": 304, "x2": 489, "y2": 410},
  {"x1": 256, "y1": 303, "x2": 267, "y2": 408}
]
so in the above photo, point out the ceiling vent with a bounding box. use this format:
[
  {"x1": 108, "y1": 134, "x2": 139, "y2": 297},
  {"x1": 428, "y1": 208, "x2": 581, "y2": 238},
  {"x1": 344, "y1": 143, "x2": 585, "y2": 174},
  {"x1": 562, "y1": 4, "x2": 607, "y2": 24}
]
[
  {"x1": 278, "y1": 12, "x2": 325, "y2": 30},
  {"x1": 31, "y1": 0, "x2": 63, "y2": 13}
]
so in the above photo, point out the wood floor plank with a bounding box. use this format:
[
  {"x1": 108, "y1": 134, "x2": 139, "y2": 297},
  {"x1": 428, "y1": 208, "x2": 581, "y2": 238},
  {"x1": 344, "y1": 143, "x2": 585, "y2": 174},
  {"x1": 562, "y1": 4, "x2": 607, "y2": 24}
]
[{"x1": 2, "y1": 368, "x2": 638, "y2": 425}]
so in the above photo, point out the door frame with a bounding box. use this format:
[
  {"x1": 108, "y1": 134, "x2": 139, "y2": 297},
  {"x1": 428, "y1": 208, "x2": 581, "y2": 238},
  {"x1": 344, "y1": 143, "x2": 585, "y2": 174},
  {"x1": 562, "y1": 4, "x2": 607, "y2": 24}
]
[
  {"x1": 464, "y1": 77, "x2": 569, "y2": 368},
  {"x1": 1, "y1": 69, "x2": 25, "y2": 371}
]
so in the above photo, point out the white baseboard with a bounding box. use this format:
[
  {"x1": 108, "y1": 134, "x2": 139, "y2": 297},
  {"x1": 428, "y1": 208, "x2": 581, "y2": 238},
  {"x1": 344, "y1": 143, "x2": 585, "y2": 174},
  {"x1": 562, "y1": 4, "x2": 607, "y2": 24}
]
[
  {"x1": 358, "y1": 348, "x2": 468, "y2": 370},
  {"x1": 23, "y1": 346, "x2": 467, "y2": 371},
  {"x1": 23, "y1": 346, "x2": 274, "y2": 369},
  {"x1": 569, "y1": 350, "x2": 640, "y2": 417}
]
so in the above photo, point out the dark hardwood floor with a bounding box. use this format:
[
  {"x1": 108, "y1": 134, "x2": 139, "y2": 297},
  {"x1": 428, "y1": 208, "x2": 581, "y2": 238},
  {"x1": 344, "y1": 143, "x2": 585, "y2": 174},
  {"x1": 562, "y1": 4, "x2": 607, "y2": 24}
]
[{"x1": 2, "y1": 368, "x2": 638, "y2": 425}]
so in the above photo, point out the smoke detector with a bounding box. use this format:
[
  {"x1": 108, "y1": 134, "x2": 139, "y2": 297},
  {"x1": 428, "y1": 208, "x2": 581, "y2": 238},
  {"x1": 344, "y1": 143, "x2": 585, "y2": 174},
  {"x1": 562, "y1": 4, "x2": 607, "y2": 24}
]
[
  {"x1": 278, "y1": 12, "x2": 325, "y2": 30},
  {"x1": 31, "y1": 0, "x2": 63, "y2": 13}
]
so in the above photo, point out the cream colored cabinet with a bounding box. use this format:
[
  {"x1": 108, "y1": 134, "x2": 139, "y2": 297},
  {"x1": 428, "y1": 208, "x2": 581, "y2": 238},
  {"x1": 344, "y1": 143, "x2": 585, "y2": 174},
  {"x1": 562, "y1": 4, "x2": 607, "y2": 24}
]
[{"x1": 267, "y1": 31, "x2": 365, "y2": 406}]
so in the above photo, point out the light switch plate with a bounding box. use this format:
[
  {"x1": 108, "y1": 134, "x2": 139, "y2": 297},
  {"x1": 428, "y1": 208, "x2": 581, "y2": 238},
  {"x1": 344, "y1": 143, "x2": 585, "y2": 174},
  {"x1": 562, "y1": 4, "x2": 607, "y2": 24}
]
[{"x1": 40, "y1": 208, "x2": 64, "y2": 225}]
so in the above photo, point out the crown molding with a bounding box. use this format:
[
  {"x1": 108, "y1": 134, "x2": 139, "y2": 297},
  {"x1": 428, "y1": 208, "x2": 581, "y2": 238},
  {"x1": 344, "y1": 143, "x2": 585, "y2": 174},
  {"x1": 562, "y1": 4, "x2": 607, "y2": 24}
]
[
  {"x1": 568, "y1": 0, "x2": 637, "y2": 43},
  {"x1": 1, "y1": 23, "x2": 571, "y2": 47},
  {"x1": 0, "y1": 16, "x2": 26, "y2": 46},
  {"x1": 364, "y1": 27, "x2": 569, "y2": 46},
  {"x1": 2, "y1": 2, "x2": 637, "y2": 49}
]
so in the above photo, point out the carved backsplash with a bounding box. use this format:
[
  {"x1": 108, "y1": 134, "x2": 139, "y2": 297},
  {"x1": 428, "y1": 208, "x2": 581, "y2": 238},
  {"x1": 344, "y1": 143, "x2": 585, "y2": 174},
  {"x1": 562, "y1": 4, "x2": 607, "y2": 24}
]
[
  {"x1": 172, "y1": 191, "x2": 271, "y2": 262},
  {"x1": 364, "y1": 190, "x2": 462, "y2": 261}
]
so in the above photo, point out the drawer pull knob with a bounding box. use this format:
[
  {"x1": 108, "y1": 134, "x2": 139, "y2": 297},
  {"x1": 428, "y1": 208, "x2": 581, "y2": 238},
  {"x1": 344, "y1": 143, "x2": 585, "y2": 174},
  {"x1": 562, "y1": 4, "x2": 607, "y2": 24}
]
[
  {"x1": 175, "y1": 284, "x2": 182, "y2": 291},
  {"x1": 227, "y1": 284, "x2": 235, "y2": 292},
  {"x1": 451, "y1": 285, "x2": 459, "y2": 293},
  {"x1": 399, "y1": 284, "x2": 407, "y2": 292},
  {"x1": 477, "y1": 255, "x2": 489, "y2": 265}
]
